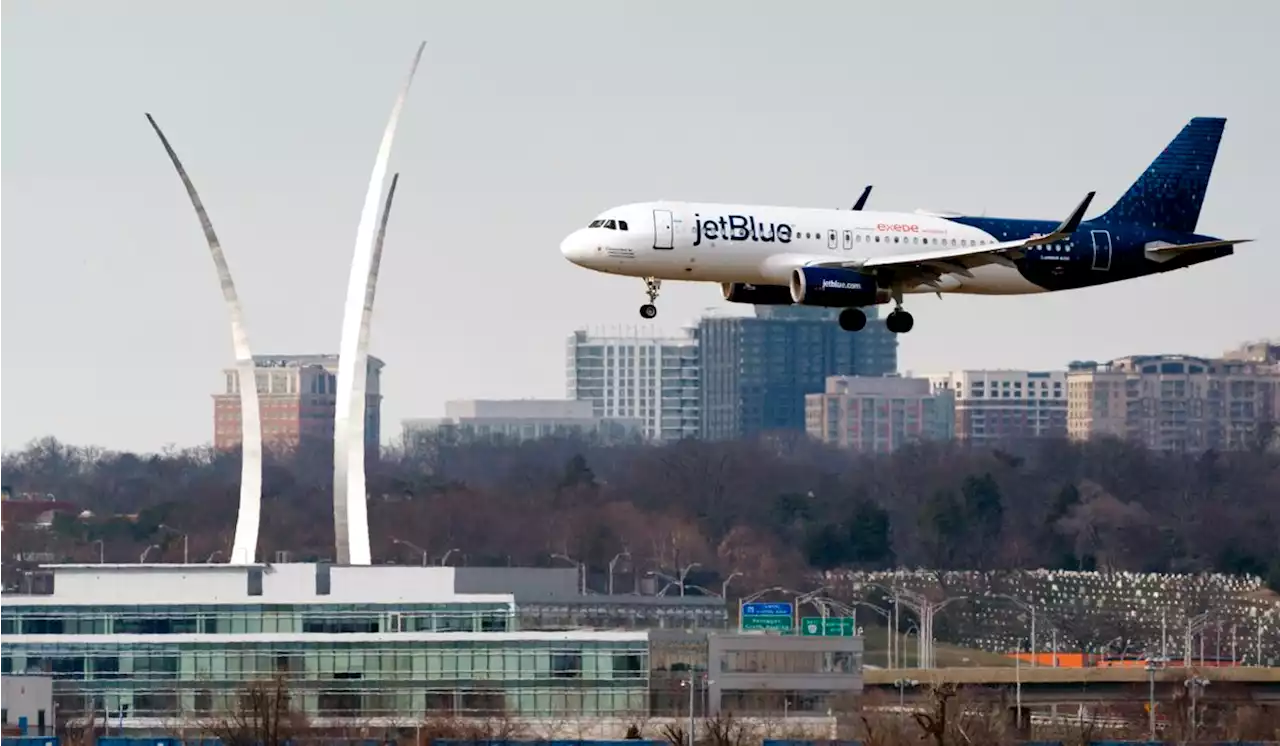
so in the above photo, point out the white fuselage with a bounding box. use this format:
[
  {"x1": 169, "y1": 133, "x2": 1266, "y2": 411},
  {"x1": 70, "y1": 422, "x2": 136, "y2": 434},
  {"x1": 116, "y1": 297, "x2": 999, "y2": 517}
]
[{"x1": 559, "y1": 200, "x2": 1045, "y2": 295}]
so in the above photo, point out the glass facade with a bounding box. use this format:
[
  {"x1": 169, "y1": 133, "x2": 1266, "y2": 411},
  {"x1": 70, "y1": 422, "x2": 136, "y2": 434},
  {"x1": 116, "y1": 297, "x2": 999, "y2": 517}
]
[
  {"x1": 698, "y1": 310, "x2": 898, "y2": 440},
  {"x1": 1, "y1": 603, "x2": 650, "y2": 721}
]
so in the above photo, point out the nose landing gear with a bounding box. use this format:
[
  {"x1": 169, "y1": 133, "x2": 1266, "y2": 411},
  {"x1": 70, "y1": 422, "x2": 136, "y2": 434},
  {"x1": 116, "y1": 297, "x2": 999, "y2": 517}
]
[{"x1": 639, "y1": 277, "x2": 661, "y2": 319}]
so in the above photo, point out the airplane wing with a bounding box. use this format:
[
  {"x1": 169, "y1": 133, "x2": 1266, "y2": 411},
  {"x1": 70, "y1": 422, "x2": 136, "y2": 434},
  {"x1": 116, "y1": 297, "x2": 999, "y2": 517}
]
[
  {"x1": 808, "y1": 191, "x2": 1096, "y2": 287},
  {"x1": 1144, "y1": 238, "x2": 1253, "y2": 262}
]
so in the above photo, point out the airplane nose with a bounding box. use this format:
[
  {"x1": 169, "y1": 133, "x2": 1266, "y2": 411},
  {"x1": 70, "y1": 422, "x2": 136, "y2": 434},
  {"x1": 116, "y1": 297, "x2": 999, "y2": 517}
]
[{"x1": 560, "y1": 229, "x2": 593, "y2": 265}]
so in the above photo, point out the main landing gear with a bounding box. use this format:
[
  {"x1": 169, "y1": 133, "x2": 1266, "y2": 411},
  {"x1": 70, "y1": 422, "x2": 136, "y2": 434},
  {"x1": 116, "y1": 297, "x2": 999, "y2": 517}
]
[
  {"x1": 884, "y1": 287, "x2": 914, "y2": 334},
  {"x1": 838, "y1": 308, "x2": 867, "y2": 331},
  {"x1": 838, "y1": 305, "x2": 914, "y2": 334},
  {"x1": 885, "y1": 308, "x2": 914, "y2": 334},
  {"x1": 639, "y1": 277, "x2": 661, "y2": 319}
]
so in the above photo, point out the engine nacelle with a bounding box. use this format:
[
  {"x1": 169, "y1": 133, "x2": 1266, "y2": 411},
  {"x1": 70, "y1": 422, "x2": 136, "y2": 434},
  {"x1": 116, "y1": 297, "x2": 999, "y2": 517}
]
[
  {"x1": 721, "y1": 282, "x2": 795, "y2": 305},
  {"x1": 789, "y1": 267, "x2": 888, "y2": 307}
]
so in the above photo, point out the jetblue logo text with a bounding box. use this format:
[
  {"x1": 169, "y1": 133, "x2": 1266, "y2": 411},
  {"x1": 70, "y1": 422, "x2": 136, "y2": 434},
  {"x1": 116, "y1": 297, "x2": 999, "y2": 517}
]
[
  {"x1": 694, "y1": 214, "x2": 793, "y2": 246},
  {"x1": 821, "y1": 279, "x2": 862, "y2": 291}
]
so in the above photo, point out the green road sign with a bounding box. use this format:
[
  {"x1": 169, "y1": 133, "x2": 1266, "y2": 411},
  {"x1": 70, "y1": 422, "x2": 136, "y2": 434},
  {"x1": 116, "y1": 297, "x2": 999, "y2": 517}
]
[
  {"x1": 800, "y1": 616, "x2": 855, "y2": 636},
  {"x1": 741, "y1": 615, "x2": 794, "y2": 632}
]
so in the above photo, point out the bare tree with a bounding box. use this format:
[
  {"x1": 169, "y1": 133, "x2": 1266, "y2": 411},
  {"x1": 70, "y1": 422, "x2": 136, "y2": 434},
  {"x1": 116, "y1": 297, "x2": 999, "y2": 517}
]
[{"x1": 197, "y1": 675, "x2": 304, "y2": 746}]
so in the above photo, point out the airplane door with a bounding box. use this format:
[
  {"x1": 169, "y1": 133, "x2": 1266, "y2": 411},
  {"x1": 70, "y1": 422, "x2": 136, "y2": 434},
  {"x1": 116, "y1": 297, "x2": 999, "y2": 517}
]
[
  {"x1": 1090, "y1": 230, "x2": 1112, "y2": 271},
  {"x1": 653, "y1": 209, "x2": 674, "y2": 250},
  {"x1": 842, "y1": 230, "x2": 853, "y2": 250}
]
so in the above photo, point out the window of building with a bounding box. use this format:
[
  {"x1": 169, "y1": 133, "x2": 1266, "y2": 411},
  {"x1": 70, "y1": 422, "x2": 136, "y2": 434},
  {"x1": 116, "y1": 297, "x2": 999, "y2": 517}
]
[
  {"x1": 551, "y1": 651, "x2": 582, "y2": 678},
  {"x1": 247, "y1": 568, "x2": 264, "y2": 596}
]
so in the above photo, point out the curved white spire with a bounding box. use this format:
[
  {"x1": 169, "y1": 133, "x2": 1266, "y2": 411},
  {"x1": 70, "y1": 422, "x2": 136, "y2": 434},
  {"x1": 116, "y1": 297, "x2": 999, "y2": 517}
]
[
  {"x1": 146, "y1": 113, "x2": 263, "y2": 564},
  {"x1": 334, "y1": 43, "x2": 424, "y2": 565}
]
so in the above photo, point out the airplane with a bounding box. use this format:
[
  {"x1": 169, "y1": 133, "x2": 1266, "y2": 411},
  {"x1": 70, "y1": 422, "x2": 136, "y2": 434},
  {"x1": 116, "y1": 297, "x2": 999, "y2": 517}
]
[{"x1": 559, "y1": 117, "x2": 1250, "y2": 334}]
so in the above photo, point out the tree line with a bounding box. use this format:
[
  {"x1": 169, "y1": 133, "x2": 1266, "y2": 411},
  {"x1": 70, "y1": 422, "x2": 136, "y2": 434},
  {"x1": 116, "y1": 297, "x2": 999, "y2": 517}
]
[{"x1": 3, "y1": 432, "x2": 1279, "y2": 593}]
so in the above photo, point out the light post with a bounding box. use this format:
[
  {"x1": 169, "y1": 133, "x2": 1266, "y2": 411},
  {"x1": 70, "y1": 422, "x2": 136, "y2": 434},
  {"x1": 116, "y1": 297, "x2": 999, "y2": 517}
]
[
  {"x1": 843, "y1": 598, "x2": 894, "y2": 668},
  {"x1": 392, "y1": 537, "x2": 428, "y2": 566},
  {"x1": 140, "y1": 544, "x2": 160, "y2": 563},
  {"x1": 1185, "y1": 675, "x2": 1209, "y2": 738},
  {"x1": 1144, "y1": 655, "x2": 1166, "y2": 741},
  {"x1": 92, "y1": 539, "x2": 104, "y2": 564},
  {"x1": 1184, "y1": 612, "x2": 1210, "y2": 667},
  {"x1": 440, "y1": 547, "x2": 460, "y2": 566},
  {"x1": 893, "y1": 678, "x2": 919, "y2": 712},
  {"x1": 607, "y1": 550, "x2": 630, "y2": 595},
  {"x1": 159, "y1": 524, "x2": 189, "y2": 564},
  {"x1": 552, "y1": 553, "x2": 587, "y2": 595},
  {"x1": 791, "y1": 586, "x2": 830, "y2": 632},
  {"x1": 721, "y1": 571, "x2": 743, "y2": 599},
  {"x1": 879, "y1": 585, "x2": 965, "y2": 669},
  {"x1": 994, "y1": 593, "x2": 1037, "y2": 666},
  {"x1": 679, "y1": 669, "x2": 697, "y2": 746},
  {"x1": 648, "y1": 570, "x2": 681, "y2": 597},
  {"x1": 678, "y1": 562, "x2": 701, "y2": 598}
]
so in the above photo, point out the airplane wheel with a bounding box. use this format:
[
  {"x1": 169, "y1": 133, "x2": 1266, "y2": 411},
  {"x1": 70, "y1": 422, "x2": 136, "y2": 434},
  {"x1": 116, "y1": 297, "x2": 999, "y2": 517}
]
[
  {"x1": 839, "y1": 308, "x2": 867, "y2": 332},
  {"x1": 639, "y1": 304, "x2": 658, "y2": 319},
  {"x1": 886, "y1": 310, "x2": 914, "y2": 334}
]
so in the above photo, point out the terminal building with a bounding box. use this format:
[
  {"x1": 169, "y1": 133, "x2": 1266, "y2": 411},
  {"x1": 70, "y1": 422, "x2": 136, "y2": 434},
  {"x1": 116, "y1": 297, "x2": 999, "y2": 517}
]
[{"x1": 1, "y1": 563, "x2": 862, "y2": 731}]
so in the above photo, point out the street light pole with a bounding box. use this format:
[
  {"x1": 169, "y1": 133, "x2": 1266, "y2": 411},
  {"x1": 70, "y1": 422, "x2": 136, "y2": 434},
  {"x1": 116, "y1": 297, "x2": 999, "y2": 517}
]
[
  {"x1": 994, "y1": 594, "x2": 1037, "y2": 667},
  {"x1": 678, "y1": 562, "x2": 700, "y2": 598},
  {"x1": 159, "y1": 524, "x2": 189, "y2": 564},
  {"x1": 607, "y1": 550, "x2": 630, "y2": 595},
  {"x1": 552, "y1": 553, "x2": 586, "y2": 595},
  {"x1": 721, "y1": 571, "x2": 743, "y2": 599},
  {"x1": 392, "y1": 537, "x2": 428, "y2": 566}
]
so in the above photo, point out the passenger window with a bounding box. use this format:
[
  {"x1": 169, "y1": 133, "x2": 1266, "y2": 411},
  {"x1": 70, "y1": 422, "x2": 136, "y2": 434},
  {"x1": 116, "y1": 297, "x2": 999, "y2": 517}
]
[{"x1": 618, "y1": 220, "x2": 629, "y2": 231}]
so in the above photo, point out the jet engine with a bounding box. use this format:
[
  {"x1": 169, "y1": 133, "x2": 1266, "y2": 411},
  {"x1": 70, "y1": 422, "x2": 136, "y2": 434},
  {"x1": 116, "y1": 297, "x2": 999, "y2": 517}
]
[
  {"x1": 720, "y1": 282, "x2": 795, "y2": 305},
  {"x1": 790, "y1": 267, "x2": 888, "y2": 307}
]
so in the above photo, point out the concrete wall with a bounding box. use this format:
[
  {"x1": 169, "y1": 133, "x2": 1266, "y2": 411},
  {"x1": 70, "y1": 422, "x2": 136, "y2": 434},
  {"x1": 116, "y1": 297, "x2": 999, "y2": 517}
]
[
  {"x1": 1, "y1": 675, "x2": 54, "y2": 735},
  {"x1": 707, "y1": 632, "x2": 865, "y2": 714}
]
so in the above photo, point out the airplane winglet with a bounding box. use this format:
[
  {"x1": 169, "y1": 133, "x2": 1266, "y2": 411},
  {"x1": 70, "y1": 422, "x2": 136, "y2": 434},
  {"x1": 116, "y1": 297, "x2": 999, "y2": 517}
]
[
  {"x1": 1054, "y1": 191, "x2": 1096, "y2": 235},
  {"x1": 852, "y1": 185, "x2": 873, "y2": 211}
]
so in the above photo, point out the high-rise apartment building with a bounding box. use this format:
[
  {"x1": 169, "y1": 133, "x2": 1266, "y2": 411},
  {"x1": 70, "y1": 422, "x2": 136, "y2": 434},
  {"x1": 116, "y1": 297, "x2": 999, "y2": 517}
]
[
  {"x1": 805, "y1": 376, "x2": 954, "y2": 452},
  {"x1": 926, "y1": 370, "x2": 1067, "y2": 444},
  {"x1": 401, "y1": 399, "x2": 643, "y2": 447},
  {"x1": 566, "y1": 328, "x2": 700, "y2": 442},
  {"x1": 213, "y1": 354, "x2": 383, "y2": 458},
  {"x1": 698, "y1": 306, "x2": 897, "y2": 440},
  {"x1": 1066, "y1": 352, "x2": 1280, "y2": 451}
]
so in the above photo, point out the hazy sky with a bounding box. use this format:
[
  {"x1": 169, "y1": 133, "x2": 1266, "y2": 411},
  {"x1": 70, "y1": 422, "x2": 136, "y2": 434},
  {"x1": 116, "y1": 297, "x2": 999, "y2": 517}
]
[{"x1": 3, "y1": 1, "x2": 1277, "y2": 452}]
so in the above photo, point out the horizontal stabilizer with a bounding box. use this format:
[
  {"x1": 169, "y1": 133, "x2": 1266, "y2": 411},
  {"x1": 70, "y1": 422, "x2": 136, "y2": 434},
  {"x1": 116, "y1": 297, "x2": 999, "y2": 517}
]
[{"x1": 1144, "y1": 238, "x2": 1252, "y2": 262}]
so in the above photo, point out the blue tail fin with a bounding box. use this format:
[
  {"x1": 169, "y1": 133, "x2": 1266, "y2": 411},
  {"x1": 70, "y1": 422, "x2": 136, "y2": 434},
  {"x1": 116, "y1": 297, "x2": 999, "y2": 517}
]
[{"x1": 1096, "y1": 117, "x2": 1225, "y2": 234}]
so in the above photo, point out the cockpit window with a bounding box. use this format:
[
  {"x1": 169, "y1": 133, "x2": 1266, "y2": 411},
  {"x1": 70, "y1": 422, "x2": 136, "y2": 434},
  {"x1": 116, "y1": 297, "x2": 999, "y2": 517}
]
[
  {"x1": 588, "y1": 219, "x2": 604, "y2": 228},
  {"x1": 604, "y1": 219, "x2": 617, "y2": 229},
  {"x1": 588, "y1": 218, "x2": 629, "y2": 230},
  {"x1": 617, "y1": 220, "x2": 628, "y2": 231}
]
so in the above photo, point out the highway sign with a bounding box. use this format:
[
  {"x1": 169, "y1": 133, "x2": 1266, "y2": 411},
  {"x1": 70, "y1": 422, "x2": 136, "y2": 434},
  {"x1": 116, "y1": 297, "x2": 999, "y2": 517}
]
[
  {"x1": 800, "y1": 616, "x2": 856, "y2": 637},
  {"x1": 740, "y1": 601, "x2": 794, "y2": 633},
  {"x1": 742, "y1": 602, "x2": 793, "y2": 617},
  {"x1": 742, "y1": 615, "x2": 794, "y2": 632}
]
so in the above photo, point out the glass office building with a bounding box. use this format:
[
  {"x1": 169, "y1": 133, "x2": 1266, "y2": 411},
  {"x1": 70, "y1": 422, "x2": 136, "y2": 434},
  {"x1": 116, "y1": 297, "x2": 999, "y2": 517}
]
[{"x1": 0, "y1": 563, "x2": 693, "y2": 726}]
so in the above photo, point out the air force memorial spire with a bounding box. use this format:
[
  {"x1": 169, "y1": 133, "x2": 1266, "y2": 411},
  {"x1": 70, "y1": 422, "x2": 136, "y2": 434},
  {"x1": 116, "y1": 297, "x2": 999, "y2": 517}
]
[
  {"x1": 146, "y1": 114, "x2": 264, "y2": 565},
  {"x1": 146, "y1": 42, "x2": 423, "y2": 565},
  {"x1": 333, "y1": 42, "x2": 425, "y2": 565}
]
